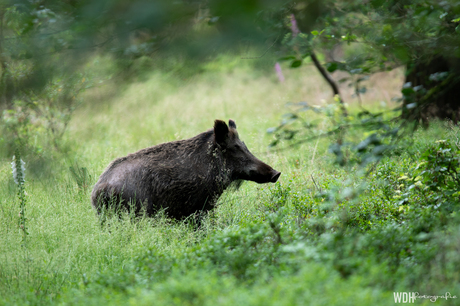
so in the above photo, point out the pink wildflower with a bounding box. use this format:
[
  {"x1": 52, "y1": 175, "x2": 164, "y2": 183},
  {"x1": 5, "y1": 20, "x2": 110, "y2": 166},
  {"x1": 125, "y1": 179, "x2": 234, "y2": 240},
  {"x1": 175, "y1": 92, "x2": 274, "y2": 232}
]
[
  {"x1": 290, "y1": 14, "x2": 300, "y2": 37},
  {"x1": 275, "y1": 62, "x2": 285, "y2": 83}
]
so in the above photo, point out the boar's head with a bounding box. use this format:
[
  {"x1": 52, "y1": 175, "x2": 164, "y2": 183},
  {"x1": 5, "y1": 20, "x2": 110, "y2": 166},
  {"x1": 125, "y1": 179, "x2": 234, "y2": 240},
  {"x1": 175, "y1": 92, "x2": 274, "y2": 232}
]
[{"x1": 214, "y1": 119, "x2": 281, "y2": 184}]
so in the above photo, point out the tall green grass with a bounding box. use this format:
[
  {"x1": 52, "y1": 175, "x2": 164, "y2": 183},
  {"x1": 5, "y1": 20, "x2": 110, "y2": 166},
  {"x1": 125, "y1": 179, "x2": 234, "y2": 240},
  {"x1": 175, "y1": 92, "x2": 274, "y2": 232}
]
[
  {"x1": 1, "y1": 55, "x2": 458, "y2": 305},
  {"x1": 0, "y1": 58, "x2": 315, "y2": 304}
]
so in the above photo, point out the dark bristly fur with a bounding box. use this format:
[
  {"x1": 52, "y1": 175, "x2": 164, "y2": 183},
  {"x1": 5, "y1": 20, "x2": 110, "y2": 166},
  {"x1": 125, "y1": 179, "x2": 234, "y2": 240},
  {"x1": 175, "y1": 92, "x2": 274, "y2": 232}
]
[{"x1": 91, "y1": 119, "x2": 281, "y2": 220}]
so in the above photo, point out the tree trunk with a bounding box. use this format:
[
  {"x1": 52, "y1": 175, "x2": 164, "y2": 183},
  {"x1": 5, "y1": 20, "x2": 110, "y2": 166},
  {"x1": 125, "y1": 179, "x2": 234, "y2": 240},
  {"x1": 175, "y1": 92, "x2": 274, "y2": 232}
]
[{"x1": 403, "y1": 56, "x2": 460, "y2": 124}]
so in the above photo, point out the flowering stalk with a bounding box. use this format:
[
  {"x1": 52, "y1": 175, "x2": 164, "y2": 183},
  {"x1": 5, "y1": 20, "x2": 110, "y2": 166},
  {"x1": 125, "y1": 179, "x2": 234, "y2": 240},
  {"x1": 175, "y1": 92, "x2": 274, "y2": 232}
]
[
  {"x1": 290, "y1": 14, "x2": 300, "y2": 37},
  {"x1": 12, "y1": 149, "x2": 28, "y2": 243},
  {"x1": 274, "y1": 62, "x2": 285, "y2": 83}
]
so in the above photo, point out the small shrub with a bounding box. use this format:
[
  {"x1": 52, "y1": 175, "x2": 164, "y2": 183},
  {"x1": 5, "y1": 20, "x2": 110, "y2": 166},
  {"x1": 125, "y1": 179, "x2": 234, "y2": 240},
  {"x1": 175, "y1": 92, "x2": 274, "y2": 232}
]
[
  {"x1": 69, "y1": 163, "x2": 92, "y2": 193},
  {"x1": 11, "y1": 150, "x2": 28, "y2": 244}
]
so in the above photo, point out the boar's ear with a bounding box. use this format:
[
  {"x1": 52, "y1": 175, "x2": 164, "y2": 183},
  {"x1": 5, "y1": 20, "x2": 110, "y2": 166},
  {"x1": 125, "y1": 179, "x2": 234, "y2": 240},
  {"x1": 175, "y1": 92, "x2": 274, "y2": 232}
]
[
  {"x1": 214, "y1": 119, "x2": 229, "y2": 147},
  {"x1": 228, "y1": 119, "x2": 237, "y2": 129}
]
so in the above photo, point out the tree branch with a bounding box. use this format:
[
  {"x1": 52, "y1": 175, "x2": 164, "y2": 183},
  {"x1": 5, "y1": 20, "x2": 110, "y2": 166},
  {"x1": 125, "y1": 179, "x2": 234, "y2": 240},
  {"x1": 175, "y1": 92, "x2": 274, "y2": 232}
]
[{"x1": 310, "y1": 50, "x2": 348, "y2": 117}]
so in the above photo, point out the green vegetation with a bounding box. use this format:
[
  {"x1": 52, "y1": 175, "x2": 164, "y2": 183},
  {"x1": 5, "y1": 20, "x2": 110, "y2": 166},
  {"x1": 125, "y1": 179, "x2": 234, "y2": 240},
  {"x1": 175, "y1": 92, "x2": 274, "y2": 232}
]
[
  {"x1": 1, "y1": 58, "x2": 459, "y2": 305},
  {"x1": 1, "y1": 1, "x2": 460, "y2": 304}
]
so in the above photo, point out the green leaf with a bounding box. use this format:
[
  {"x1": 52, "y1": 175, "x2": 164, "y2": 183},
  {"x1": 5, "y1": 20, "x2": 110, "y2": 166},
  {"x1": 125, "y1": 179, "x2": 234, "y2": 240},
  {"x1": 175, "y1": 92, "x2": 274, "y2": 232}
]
[
  {"x1": 405, "y1": 103, "x2": 417, "y2": 109},
  {"x1": 394, "y1": 47, "x2": 410, "y2": 63},
  {"x1": 278, "y1": 55, "x2": 297, "y2": 61},
  {"x1": 291, "y1": 60, "x2": 302, "y2": 68},
  {"x1": 401, "y1": 87, "x2": 415, "y2": 95},
  {"x1": 358, "y1": 87, "x2": 367, "y2": 94},
  {"x1": 326, "y1": 62, "x2": 338, "y2": 73},
  {"x1": 311, "y1": 30, "x2": 319, "y2": 36},
  {"x1": 266, "y1": 127, "x2": 277, "y2": 134}
]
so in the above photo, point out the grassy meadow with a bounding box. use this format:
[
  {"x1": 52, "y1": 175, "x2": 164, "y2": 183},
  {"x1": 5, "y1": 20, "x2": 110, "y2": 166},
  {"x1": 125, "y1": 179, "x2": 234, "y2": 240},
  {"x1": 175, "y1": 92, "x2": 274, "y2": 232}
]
[{"x1": 1, "y1": 56, "x2": 459, "y2": 305}]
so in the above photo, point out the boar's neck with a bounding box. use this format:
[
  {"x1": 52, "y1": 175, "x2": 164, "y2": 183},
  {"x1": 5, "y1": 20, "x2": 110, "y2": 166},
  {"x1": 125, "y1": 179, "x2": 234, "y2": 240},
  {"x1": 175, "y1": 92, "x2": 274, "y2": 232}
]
[{"x1": 200, "y1": 130, "x2": 233, "y2": 189}]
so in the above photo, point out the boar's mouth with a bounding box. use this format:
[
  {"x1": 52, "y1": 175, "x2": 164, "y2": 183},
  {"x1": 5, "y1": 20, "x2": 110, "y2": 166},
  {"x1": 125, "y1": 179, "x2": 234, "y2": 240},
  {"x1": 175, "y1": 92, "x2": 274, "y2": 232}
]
[{"x1": 247, "y1": 169, "x2": 281, "y2": 184}]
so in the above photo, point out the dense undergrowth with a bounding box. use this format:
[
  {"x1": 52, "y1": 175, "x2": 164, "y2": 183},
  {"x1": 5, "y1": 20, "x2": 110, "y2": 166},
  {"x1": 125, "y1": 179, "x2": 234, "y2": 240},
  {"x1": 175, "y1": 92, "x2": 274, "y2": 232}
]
[
  {"x1": 56, "y1": 129, "x2": 460, "y2": 306},
  {"x1": 1, "y1": 59, "x2": 459, "y2": 305}
]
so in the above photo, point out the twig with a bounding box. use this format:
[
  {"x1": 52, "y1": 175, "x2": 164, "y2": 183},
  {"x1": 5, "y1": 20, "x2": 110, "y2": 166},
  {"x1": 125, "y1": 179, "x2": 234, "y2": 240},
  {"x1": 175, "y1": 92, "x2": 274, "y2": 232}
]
[
  {"x1": 311, "y1": 175, "x2": 321, "y2": 193},
  {"x1": 310, "y1": 50, "x2": 348, "y2": 117},
  {"x1": 241, "y1": 36, "x2": 279, "y2": 60},
  {"x1": 310, "y1": 136, "x2": 319, "y2": 165},
  {"x1": 447, "y1": 120, "x2": 460, "y2": 150}
]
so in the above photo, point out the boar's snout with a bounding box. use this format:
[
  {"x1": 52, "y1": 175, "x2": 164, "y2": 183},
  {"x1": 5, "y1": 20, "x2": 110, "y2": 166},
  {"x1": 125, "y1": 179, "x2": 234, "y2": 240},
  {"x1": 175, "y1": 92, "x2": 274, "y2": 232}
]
[
  {"x1": 271, "y1": 171, "x2": 281, "y2": 183},
  {"x1": 247, "y1": 166, "x2": 281, "y2": 184}
]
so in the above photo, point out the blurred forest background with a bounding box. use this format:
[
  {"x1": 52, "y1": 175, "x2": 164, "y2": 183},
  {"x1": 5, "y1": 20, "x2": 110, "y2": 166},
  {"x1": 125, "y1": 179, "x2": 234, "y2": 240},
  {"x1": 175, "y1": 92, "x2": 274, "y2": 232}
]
[
  {"x1": 1, "y1": 0, "x2": 460, "y2": 305},
  {"x1": 1, "y1": 0, "x2": 460, "y2": 160}
]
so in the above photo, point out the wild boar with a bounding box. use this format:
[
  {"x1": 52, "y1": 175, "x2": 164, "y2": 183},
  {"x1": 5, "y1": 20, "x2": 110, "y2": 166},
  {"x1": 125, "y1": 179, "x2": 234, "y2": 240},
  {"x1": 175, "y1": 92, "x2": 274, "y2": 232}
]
[{"x1": 91, "y1": 119, "x2": 280, "y2": 220}]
